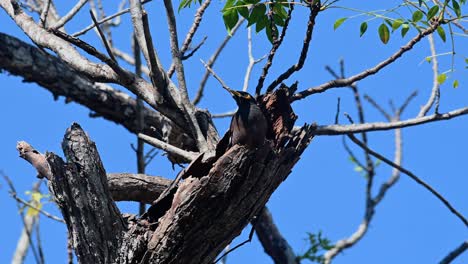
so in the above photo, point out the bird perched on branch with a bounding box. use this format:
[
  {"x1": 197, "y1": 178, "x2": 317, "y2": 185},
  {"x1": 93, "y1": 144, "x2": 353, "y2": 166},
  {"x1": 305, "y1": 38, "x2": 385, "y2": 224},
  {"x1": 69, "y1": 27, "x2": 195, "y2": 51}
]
[{"x1": 223, "y1": 88, "x2": 268, "y2": 149}]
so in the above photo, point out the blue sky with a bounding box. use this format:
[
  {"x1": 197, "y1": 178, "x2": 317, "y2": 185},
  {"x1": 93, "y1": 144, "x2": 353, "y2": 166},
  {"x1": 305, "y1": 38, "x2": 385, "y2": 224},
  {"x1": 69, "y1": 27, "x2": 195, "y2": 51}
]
[{"x1": 1, "y1": 1, "x2": 467, "y2": 263}]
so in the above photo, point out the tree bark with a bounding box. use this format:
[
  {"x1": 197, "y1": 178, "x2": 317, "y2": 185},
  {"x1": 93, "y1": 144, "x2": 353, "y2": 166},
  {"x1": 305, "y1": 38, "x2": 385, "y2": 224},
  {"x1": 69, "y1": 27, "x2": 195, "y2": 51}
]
[{"x1": 39, "y1": 116, "x2": 312, "y2": 263}]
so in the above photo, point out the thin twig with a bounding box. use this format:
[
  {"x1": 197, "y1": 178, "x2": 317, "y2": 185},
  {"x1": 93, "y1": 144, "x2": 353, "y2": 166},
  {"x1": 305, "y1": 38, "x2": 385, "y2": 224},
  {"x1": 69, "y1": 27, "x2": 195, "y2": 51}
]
[
  {"x1": 180, "y1": 36, "x2": 207, "y2": 60},
  {"x1": 50, "y1": 28, "x2": 130, "y2": 81},
  {"x1": 266, "y1": 2, "x2": 320, "y2": 93},
  {"x1": 112, "y1": 47, "x2": 151, "y2": 76},
  {"x1": 164, "y1": 0, "x2": 188, "y2": 98},
  {"x1": 193, "y1": 18, "x2": 245, "y2": 105},
  {"x1": 363, "y1": 95, "x2": 392, "y2": 121},
  {"x1": 334, "y1": 97, "x2": 341, "y2": 124},
  {"x1": 2, "y1": 172, "x2": 42, "y2": 264},
  {"x1": 313, "y1": 107, "x2": 468, "y2": 135},
  {"x1": 200, "y1": 59, "x2": 232, "y2": 91},
  {"x1": 51, "y1": 0, "x2": 89, "y2": 29},
  {"x1": 168, "y1": 0, "x2": 211, "y2": 77},
  {"x1": 213, "y1": 218, "x2": 258, "y2": 263},
  {"x1": 134, "y1": 32, "x2": 146, "y2": 216},
  {"x1": 163, "y1": 0, "x2": 207, "y2": 151},
  {"x1": 397, "y1": 90, "x2": 418, "y2": 116},
  {"x1": 325, "y1": 96, "x2": 414, "y2": 263},
  {"x1": 35, "y1": 219, "x2": 45, "y2": 264},
  {"x1": 293, "y1": 19, "x2": 443, "y2": 101},
  {"x1": 12, "y1": 195, "x2": 65, "y2": 223},
  {"x1": 439, "y1": 241, "x2": 468, "y2": 264},
  {"x1": 212, "y1": 109, "x2": 237, "y2": 118},
  {"x1": 255, "y1": 5, "x2": 294, "y2": 96},
  {"x1": 347, "y1": 133, "x2": 468, "y2": 227},
  {"x1": 418, "y1": 34, "x2": 440, "y2": 117},
  {"x1": 243, "y1": 27, "x2": 267, "y2": 92},
  {"x1": 72, "y1": 0, "x2": 152, "y2": 37},
  {"x1": 89, "y1": 10, "x2": 117, "y2": 63},
  {"x1": 138, "y1": 133, "x2": 198, "y2": 162},
  {"x1": 39, "y1": 0, "x2": 51, "y2": 27}
]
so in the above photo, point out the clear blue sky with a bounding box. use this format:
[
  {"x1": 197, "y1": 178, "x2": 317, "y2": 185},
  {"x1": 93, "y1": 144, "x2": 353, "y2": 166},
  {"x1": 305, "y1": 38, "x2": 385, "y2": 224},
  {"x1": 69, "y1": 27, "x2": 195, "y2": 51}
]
[{"x1": 1, "y1": 1, "x2": 467, "y2": 263}]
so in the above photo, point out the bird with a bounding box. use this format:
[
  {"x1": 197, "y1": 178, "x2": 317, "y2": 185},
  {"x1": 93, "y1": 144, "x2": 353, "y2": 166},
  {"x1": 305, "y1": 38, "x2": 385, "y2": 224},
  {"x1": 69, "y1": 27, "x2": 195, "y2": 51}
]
[{"x1": 223, "y1": 88, "x2": 268, "y2": 149}]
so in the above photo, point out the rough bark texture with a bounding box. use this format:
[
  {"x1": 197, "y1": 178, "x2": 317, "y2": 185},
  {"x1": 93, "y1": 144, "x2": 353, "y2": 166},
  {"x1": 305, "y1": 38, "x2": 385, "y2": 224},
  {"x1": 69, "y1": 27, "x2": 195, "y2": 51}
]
[
  {"x1": 108, "y1": 173, "x2": 171, "y2": 204},
  {"x1": 46, "y1": 124, "x2": 126, "y2": 263},
  {"x1": 256, "y1": 207, "x2": 299, "y2": 264},
  {"x1": 38, "y1": 115, "x2": 311, "y2": 263}
]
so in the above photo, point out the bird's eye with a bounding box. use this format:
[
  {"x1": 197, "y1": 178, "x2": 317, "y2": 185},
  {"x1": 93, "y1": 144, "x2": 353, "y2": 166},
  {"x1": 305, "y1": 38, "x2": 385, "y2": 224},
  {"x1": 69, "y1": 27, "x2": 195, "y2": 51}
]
[{"x1": 244, "y1": 94, "x2": 252, "y2": 99}]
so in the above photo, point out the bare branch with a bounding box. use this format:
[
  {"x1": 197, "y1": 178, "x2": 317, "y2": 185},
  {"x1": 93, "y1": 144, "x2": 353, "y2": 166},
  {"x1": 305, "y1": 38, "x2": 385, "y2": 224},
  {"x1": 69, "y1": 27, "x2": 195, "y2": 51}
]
[
  {"x1": 11, "y1": 195, "x2": 65, "y2": 223},
  {"x1": 138, "y1": 133, "x2": 199, "y2": 162},
  {"x1": 112, "y1": 46, "x2": 151, "y2": 76},
  {"x1": 163, "y1": 0, "x2": 208, "y2": 151},
  {"x1": 51, "y1": 0, "x2": 89, "y2": 29},
  {"x1": 2, "y1": 172, "x2": 42, "y2": 264},
  {"x1": 313, "y1": 107, "x2": 468, "y2": 135},
  {"x1": 212, "y1": 109, "x2": 237, "y2": 118},
  {"x1": 39, "y1": 0, "x2": 51, "y2": 27},
  {"x1": 439, "y1": 241, "x2": 468, "y2": 264},
  {"x1": 16, "y1": 141, "x2": 52, "y2": 179},
  {"x1": 293, "y1": 20, "x2": 442, "y2": 101},
  {"x1": 243, "y1": 27, "x2": 267, "y2": 92},
  {"x1": 200, "y1": 59, "x2": 232, "y2": 91},
  {"x1": 266, "y1": 2, "x2": 320, "y2": 93},
  {"x1": 347, "y1": 133, "x2": 468, "y2": 227},
  {"x1": 72, "y1": 0, "x2": 152, "y2": 37},
  {"x1": 255, "y1": 5, "x2": 295, "y2": 96},
  {"x1": 193, "y1": 18, "x2": 245, "y2": 105},
  {"x1": 164, "y1": 0, "x2": 188, "y2": 98},
  {"x1": 364, "y1": 94, "x2": 392, "y2": 121},
  {"x1": 89, "y1": 10, "x2": 117, "y2": 63},
  {"x1": 418, "y1": 34, "x2": 440, "y2": 117},
  {"x1": 168, "y1": 0, "x2": 211, "y2": 77},
  {"x1": 255, "y1": 207, "x2": 298, "y2": 264},
  {"x1": 325, "y1": 114, "x2": 403, "y2": 263}
]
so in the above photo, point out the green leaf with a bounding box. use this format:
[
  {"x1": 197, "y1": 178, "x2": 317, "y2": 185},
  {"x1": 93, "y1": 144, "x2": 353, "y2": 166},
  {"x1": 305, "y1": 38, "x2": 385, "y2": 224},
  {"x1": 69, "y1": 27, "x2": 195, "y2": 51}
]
[
  {"x1": 427, "y1": 5, "x2": 439, "y2": 20},
  {"x1": 237, "y1": 1, "x2": 249, "y2": 19},
  {"x1": 436, "y1": 26, "x2": 446, "y2": 42},
  {"x1": 378, "y1": 23, "x2": 390, "y2": 44},
  {"x1": 392, "y1": 19, "x2": 404, "y2": 31},
  {"x1": 255, "y1": 15, "x2": 268, "y2": 32},
  {"x1": 375, "y1": 159, "x2": 381, "y2": 167},
  {"x1": 354, "y1": 166, "x2": 363, "y2": 172},
  {"x1": 178, "y1": 0, "x2": 189, "y2": 11},
  {"x1": 222, "y1": 0, "x2": 237, "y2": 11},
  {"x1": 453, "y1": 79, "x2": 459, "y2": 88},
  {"x1": 360, "y1": 22, "x2": 368, "y2": 37},
  {"x1": 437, "y1": 73, "x2": 447, "y2": 84},
  {"x1": 401, "y1": 23, "x2": 410, "y2": 37},
  {"x1": 223, "y1": 9, "x2": 239, "y2": 34},
  {"x1": 334, "y1": 17, "x2": 347, "y2": 30},
  {"x1": 425, "y1": 57, "x2": 432, "y2": 63},
  {"x1": 273, "y1": 14, "x2": 285, "y2": 26},
  {"x1": 265, "y1": 23, "x2": 278, "y2": 43},
  {"x1": 273, "y1": 4, "x2": 288, "y2": 19},
  {"x1": 412, "y1": 10, "x2": 424, "y2": 22},
  {"x1": 248, "y1": 3, "x2": 266, "y2": 26},
  {"x1": 452, "y1": 0, "x2": 462, "y2": 18}
]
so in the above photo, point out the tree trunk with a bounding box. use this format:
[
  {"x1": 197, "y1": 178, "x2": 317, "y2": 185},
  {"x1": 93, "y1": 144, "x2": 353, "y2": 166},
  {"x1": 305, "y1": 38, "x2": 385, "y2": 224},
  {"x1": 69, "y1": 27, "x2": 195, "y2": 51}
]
[{"x1": 42, "y1": 113, "x2": 312, "y2": 263}]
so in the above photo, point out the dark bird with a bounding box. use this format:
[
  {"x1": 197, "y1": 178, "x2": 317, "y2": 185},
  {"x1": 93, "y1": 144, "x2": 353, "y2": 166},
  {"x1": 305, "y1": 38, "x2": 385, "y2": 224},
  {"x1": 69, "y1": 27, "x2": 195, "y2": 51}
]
[{"x1": 223, "y1": 88, "x2": 268, "y2": 148}]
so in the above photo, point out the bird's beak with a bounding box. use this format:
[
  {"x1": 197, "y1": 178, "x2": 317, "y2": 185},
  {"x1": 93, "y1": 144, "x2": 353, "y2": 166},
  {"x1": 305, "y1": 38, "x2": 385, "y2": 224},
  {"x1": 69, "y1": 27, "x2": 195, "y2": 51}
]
[{"x1": 222, "y1": 86, "x2": 240, "y2": 97}]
